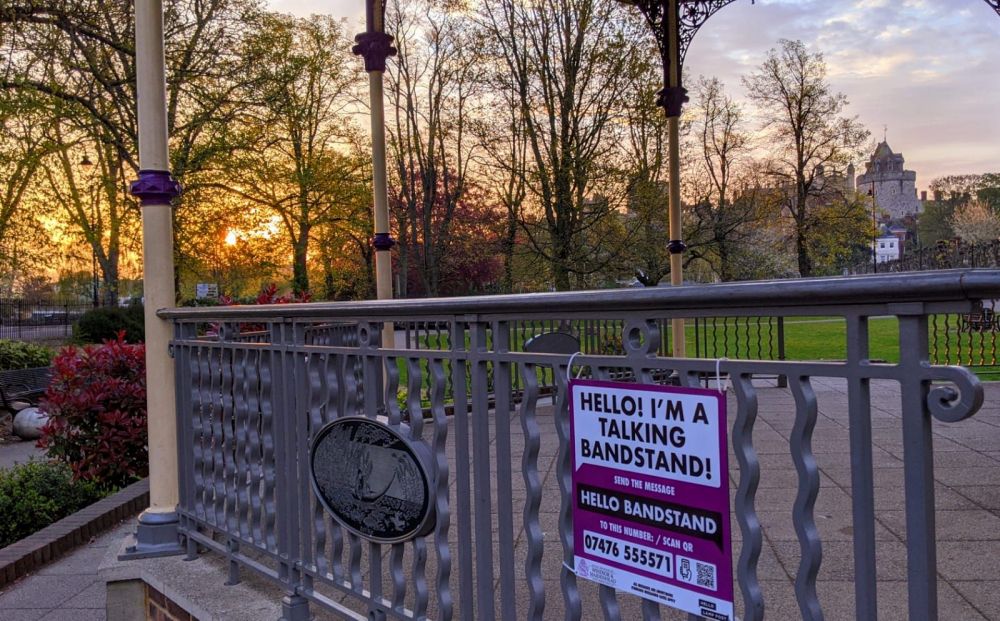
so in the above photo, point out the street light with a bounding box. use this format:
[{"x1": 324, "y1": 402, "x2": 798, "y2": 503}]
[
  {"x1": 868, "y1": 183, "x2": 877, "y2": 273},
  {"x1": 80, "y1": 153, "x2": 101, "y2": 307},
  {"x1": 614, "y1": 0, "x2": 742, "y2": 357}
]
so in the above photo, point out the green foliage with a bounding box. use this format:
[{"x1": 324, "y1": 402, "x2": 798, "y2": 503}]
[
  {"x1": 73, "y1": 304, "x2": 144, "y2": 343},
  {"x1": 0, "y1": 460, "x2": 105, "y2": 548},
  {"x1": 917, "y1": 201, "x2": 956, "y2": 245},
  {"x1": 0, "y1": 339, "x2": 52, "y2": 370},
  {"x1": 806, "y1": 197, "x2": 874, "y2": 275}
]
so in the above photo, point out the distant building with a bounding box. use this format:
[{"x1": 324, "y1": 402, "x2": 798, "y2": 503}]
[
  {"x1": 874, "y1": 234, "x2": 901, "y2": 264},
  {"x1": 856, "y1": 141, "x2": 922, "y2": 220}
]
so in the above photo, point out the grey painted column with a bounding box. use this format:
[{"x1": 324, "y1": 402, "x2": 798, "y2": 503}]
[{"x1": 121, "y1": 0, "x2": 184, "y2": 559}]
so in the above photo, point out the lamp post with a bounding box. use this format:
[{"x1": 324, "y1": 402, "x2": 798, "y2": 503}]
[
  {"x1": 869, "y1": 182, "x2": 877, "y2": 272},
  {"x1": 616, "y1": 0, "x2": 740, "y2": 357},
  {"x1": 80, "y1": 154, "x2": 100, "y2": 307},
  {"x1": 354, "y1": 0, "x2": 397, "y2": 350}
]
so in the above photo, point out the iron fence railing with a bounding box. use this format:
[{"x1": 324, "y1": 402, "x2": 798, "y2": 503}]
[
  {"x1": 161, "y1": 269, "x2": 998, "y2": 621},
  {"x1": 851, "y1": 239, "x2": 1000, "y2": 275},
  {"x1": 0, "y1": 298, "x2": 91, "y2": 341}
]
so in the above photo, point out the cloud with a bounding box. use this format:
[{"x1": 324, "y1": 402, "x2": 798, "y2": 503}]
[
  {"x1": 684, "y1": 0, "x2": 1000, "y2": 184},
  {"x1": 267, "y1": 0, "x2": 1000, "y2": 184}
]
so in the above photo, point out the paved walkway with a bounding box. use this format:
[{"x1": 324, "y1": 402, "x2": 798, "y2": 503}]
[
  {"x1": 0, "y1": 439, "x2": 43, "y2": 470},
  {"x1": 0, "y1": 522, "x2": 131, "y2": 621},
  {"x1": 1, "y1": 381, "x2": 999, "y2": 620}
]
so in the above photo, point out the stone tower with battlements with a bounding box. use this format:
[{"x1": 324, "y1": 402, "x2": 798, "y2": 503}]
[{"x1": 855, "y1": 141, "x2": 922, "y2": 220}]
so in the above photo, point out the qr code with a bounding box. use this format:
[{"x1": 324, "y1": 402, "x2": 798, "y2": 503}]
[{"x1": 696, "y1": 562, "x2": 717, "y2": 591}]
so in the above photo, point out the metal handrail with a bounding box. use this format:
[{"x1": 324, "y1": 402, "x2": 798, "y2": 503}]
[{"x1": 159, "y1": 270, "x2": 994, "y2": 320}]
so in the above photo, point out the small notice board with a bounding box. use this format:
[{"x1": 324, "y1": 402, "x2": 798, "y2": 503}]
[{"x1": 570, "y1": 379, "x2": 734, "y2": 620}]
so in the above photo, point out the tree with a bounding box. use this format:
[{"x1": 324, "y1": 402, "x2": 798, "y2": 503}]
[
  {"x1": 225, "y1": 14, "x2": 366, "y2": 295},
  {"x1": 952, "y1": 199, "x2": 1000, "y2": 244},
  {"x1": 386, "y1": 0, "x2": 481, "y2": 297},
  {"x1": 917, "y1": 200, "x2": 955, "y2": 245},
  {"x1": 39, "y1": 122, "x2": 139, "y2": 306},
  {"x1": 1, "y1": 0, "x2": 265, "y2": 295},
  {"x1": 744, "y1": 39, "x2": 869, "y2": 277},
  {"x1": 683, "y1": 78, "x2": 776, "y2": 282},
  {"x1": 481, "y1": 0, "x2": 641, "y2": 290},
  {"x1": 615, "y1": 54, "x2": 672, "y2": 287}
]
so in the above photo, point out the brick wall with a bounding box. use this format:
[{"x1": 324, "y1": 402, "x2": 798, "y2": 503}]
[{"x1": 145, "y1": 583, "x2": 195, "y2": 621}]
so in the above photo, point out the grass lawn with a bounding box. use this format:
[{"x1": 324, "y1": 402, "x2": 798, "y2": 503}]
[{"x1": 388, "y1": 315, "x2": 1000, "y2": 407}]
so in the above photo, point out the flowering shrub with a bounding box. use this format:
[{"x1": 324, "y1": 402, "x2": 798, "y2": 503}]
[{"x1": 38, "y1": 333, "x2": 147, "y2": 487}]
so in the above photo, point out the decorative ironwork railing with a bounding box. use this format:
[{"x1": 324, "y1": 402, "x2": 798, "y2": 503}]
[{"x1": 162, "y1": 269, "x2": 998, "y2": 621}]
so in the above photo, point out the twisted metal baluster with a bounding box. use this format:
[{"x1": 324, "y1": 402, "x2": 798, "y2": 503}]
[
  {"x1": 192, "y1": 346, "x2": 207, "y2": 522},
  {"x1": 246, "y1": 349, "x2": 264, "y2": 545},
  {"x1": 312, "y1": 354, "x2": 329, "y2": 579},
  {"x1": 221, "y1": 341, "x2": 237, "y2": 538},
  {"x1": 324, "y1": 353, "x2": 343, "y2": 581},
  {"x1": 589, "y1": 365, "x2": 620, "y2": 621},
  {"x1": 555, "y1": 362, "x2": 583, "y2": 621},
  {"x1": 234, "y1": 347, "x2": 250, "y2": 542},
  {"x1": 429, "y1": 357, "x2": 453, "y2": 620},
  {"x1": 519, "y1": 361, "x2": 545, "y2": 620},
  {"x1": 789, "y1": 375, "x2": 823, "y2": 621},
  {"x1": 402, "y1": 358, "x2": 428, "y2": 618},
  {"x1": 732, "y1": 373, "x2": 764, "y2": 621},
  {"x1": 260, "y1": 332, "x2": 277, "y2": 553},
  {"x1": 211, "y1": 345, "x2": 226, "y2": 529}
]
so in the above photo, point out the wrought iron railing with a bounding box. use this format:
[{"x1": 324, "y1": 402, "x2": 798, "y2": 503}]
[
  {"x1": 0, "y1": 298, "x2": 91, "y2": 341},
  {"x1": 161, "y1": 269, "x2": 997, "y2": 621},
  {"x1": 851, "y1": 239, "x2": 1000, "y2": 274}
]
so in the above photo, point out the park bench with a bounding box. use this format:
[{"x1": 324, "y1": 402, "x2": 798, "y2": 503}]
[
  {"x1": 0, "y1": 366, "x2": 52, "y2": 412},
  {"x1": 960, "y1": 308, "x2": 997, "y2": 332}
]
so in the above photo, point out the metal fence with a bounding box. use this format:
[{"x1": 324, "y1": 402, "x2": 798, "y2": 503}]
[
  {"x1": 851, "y1": 239, "x2": 1000, "y2": 275},
  {"x1": 0, "y1": 299, "x2": 91, "y2": 341},
  {"x1": 162, "y1": 269, "x2": 996, "y2": 621}
]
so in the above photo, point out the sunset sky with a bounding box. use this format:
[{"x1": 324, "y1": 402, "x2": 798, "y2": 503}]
[{"x1": 267, "y1": 0, "x2": 1000, "y2": 189}]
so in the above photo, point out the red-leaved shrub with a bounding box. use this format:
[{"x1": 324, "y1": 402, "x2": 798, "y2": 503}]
[
  {"x1": 38, "y1": 333, "x2": 147, "y2": 487},
  {"x1": 216, "y1": 282, "x2": 311, "y2": 334}
]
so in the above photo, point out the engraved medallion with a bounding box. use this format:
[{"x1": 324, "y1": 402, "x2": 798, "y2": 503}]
[{"x1": 310, "y1": 417, "x2": 434, "y2": 544}]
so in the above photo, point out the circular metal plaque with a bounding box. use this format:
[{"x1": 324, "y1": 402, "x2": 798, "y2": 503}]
[{"x1": 310, "y1": 417, "x2": 434, "y2": 544}]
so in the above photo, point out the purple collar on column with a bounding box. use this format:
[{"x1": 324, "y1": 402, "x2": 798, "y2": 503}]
[
  {"x1": 130, "y1": 169, "x2": 182, "y2": 206},
  {"x1": 371, "y1": 233, "x2": 396, "y2": 251}
]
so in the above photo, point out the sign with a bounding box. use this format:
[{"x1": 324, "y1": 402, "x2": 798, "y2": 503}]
[
  {"x1": 310, "y1": 417, "x2": 434, "y2": 544},
  {"x1": 570, "y1": 379, "x2": 733, "y2": 620},
  {"x1": 195, "y1": 283, "x2": 218, "y2": 299}
]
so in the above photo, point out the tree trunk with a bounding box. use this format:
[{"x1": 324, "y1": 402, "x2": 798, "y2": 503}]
[
  {"x1": 292, "y1": 223, "x2": 311, "y2": 294},
  {"x1": 796, "y1": 223, "x2": 812, "y2": 277}
]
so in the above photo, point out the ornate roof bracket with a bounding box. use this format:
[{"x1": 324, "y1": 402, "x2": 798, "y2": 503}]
[{"x1": 624, "y1": 0, "x2": 741, "y2": 115}]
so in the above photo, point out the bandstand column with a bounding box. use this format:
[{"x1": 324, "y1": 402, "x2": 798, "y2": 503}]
[
  {"x1": 122, "y1": 0, "x2": 184, "y2": 558},
  {"x1": 354, "y1": 0, "x2": 397, "y2": 349},
  {"x1": 662, "y1": 0, "x2": 687, "y2": 358}
]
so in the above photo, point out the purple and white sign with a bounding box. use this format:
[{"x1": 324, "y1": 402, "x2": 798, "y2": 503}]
[{"x1": 570, "y1": 379, "x2": 733, "y2": 620}]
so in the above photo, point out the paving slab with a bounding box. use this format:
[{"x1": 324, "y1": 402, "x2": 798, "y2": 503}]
[{"x1": 0, "y1": 523, "x2": 131, "y2": 620}]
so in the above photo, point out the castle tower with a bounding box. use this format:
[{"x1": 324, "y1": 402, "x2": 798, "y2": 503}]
[{"x1": 855, "y1": 141, "x2": 921, "y2": 220}]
